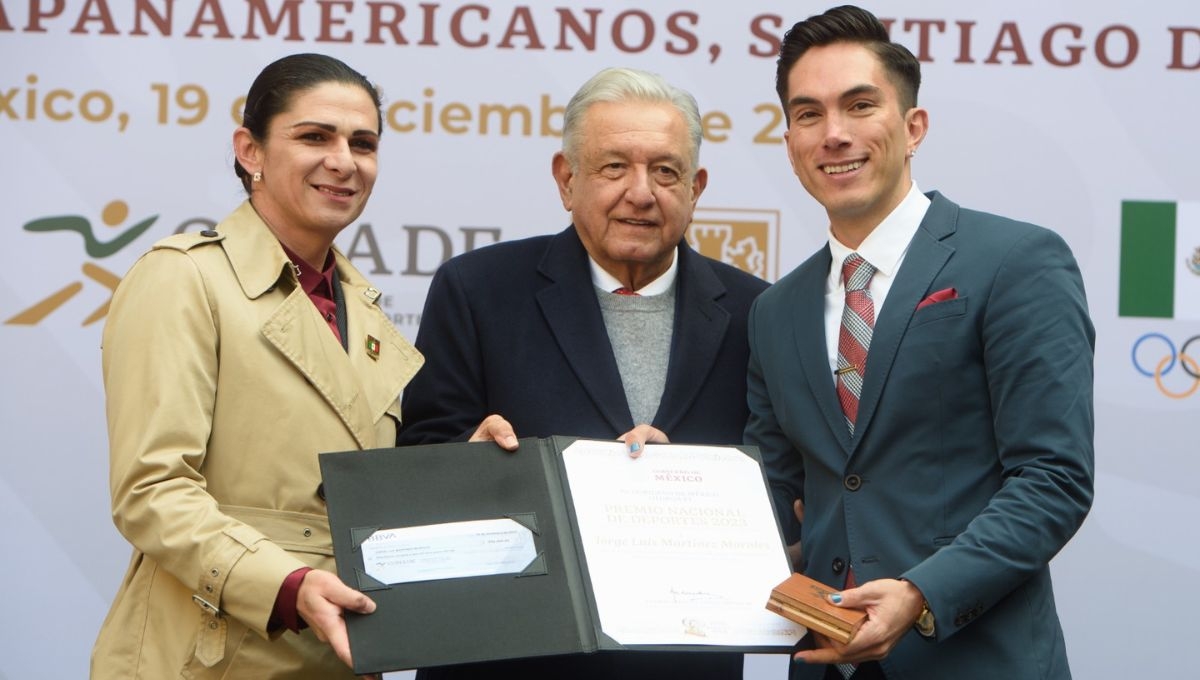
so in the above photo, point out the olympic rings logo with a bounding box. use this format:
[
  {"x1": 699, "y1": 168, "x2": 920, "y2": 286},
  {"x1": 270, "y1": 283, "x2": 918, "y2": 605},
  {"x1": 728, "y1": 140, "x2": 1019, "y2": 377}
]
[{"x1": 1130, "y1": 333, "x2": 1200, "y2": 399}]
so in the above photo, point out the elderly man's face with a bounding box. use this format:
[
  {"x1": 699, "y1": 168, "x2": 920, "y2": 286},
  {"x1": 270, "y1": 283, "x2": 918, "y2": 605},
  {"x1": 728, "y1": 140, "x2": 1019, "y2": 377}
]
[{"x1": 552, "y1": 100, "x2": 707, "y2": 289}]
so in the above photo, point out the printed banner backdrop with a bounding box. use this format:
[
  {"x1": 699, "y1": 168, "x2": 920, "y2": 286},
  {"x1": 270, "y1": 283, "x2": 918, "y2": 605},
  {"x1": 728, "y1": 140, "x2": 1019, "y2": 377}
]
[{"x1": 2, "y1": 1, "x2": 1197, "y2": 677}]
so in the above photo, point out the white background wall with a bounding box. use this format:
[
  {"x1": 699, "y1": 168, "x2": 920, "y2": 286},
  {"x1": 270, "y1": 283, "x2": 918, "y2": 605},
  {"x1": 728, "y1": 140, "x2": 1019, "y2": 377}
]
[{"x1": 2, "y1": 1, "x2": 1197, "y2": 677}]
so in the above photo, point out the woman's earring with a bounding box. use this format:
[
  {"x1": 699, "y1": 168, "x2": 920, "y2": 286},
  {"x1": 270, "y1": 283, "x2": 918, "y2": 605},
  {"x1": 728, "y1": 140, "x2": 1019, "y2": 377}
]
[{"x1": 252, "y1": 171, "x2": 262, "y2": 182}]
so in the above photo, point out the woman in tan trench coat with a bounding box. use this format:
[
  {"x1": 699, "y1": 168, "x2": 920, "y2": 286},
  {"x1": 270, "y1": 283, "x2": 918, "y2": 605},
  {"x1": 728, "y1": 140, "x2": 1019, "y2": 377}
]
[{"x1": 91, "y1": 54, "x2": 423, "y2": 679}]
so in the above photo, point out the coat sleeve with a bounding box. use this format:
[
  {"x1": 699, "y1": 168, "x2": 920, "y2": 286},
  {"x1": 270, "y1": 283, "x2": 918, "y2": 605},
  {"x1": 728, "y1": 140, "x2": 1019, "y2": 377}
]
[
  {"x1": 397, "y1": 258, "x2": 489, "y2": 445},
  {"x1": 103, "y1": 246, "x2": 304, "y2": 637},
  {"x1": 902, "y1": 226, "x2": 1095, "y2": 639}
]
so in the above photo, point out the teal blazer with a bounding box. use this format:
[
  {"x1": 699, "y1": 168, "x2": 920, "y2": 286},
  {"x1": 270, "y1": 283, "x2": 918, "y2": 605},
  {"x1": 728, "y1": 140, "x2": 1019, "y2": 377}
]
[{"x1": 746, "y1": 192, "x2": 1094, "y2": 679}]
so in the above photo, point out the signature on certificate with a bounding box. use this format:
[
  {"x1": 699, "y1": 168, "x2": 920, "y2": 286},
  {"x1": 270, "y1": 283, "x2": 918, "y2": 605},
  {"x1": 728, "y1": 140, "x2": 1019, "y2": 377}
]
[{"x1": 670, "y1": 587, "x2": 725, "y2": 603}]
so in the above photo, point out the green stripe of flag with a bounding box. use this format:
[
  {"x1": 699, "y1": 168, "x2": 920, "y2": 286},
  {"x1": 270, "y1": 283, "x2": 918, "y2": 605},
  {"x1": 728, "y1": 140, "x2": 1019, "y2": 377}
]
[{"x1": 1119, "y1": 201, "x2": 1176, "y2": 318}]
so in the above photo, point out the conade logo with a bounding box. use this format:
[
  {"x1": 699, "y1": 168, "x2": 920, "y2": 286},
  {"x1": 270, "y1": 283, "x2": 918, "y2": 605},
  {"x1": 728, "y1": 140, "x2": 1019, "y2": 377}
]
[{"x1": 6, "y1": 200, "x2": 158, "y2": 326}]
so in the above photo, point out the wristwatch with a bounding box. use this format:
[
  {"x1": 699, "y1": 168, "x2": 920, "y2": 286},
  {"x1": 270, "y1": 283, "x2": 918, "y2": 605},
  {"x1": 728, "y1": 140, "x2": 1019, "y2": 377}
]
[
  {"x1": 914, "y1": 599, "x2": 936, "y2": 638},
  {"x1": 899, "y1": 577, "x2": 936, "y2": 638}
]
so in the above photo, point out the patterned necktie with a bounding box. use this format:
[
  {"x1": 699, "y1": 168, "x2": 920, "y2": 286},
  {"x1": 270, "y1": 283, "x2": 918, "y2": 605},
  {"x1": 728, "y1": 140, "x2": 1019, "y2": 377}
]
[
  {"x1": 835, "y1": 253, "x2": 877, "y2": 436},
  {"x1": 834, "y1": 254, "x2": 876, "y2": 678}
]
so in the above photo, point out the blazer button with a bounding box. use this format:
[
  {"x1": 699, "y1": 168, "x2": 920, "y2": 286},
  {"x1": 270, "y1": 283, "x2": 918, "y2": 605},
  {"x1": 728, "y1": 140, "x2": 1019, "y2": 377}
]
[
  {"x1": 843, "y1": 474, "x2": 862, "y2": 491},
  {"x1": 316, "y1": 483, "x2": 326, "y2": 501},
  {"x1": 831, "y1": 557, "x2": 846, "y2": 575},
  {"x1": 200, "y1": 229, "x2": 219, "y2": 237}
]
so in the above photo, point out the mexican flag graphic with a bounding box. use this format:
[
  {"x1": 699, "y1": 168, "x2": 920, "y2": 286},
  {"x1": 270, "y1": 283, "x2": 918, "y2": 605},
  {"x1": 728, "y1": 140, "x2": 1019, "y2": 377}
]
[{"x1": 1119, "y1": 201, "x2": 1200, "y2": 319}]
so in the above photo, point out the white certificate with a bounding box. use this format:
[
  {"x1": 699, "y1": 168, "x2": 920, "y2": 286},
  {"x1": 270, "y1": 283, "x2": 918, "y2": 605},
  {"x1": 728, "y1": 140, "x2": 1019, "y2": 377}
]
[
  {"x1": 561, "y1": 441, "x2": 803, "y2": 646},
  {"x1": 359, "y1": 518, "x2": 537, "y2": 585}
]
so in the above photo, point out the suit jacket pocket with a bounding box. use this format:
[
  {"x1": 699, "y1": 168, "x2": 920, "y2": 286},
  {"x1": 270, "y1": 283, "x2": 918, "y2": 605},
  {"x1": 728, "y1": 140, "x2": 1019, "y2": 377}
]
[{"x1": 910, "y1": 295, "x2": 967, "y2": 328}]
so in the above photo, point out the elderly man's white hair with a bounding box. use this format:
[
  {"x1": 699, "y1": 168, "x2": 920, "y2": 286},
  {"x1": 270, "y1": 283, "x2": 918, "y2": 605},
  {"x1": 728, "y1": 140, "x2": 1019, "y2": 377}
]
[{"x1": 560, "y1": 67, "x2": 703, "y2": 170}]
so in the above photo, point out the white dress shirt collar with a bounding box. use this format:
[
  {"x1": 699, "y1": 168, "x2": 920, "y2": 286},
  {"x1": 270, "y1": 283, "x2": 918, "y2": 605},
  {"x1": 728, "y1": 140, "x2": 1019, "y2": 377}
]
[
  {"x1": 826, "y1": 182, "x2": 930, "y2": 292},
  {"x1": 590, "y1": 250, "x2": 679, "y2": 296}
]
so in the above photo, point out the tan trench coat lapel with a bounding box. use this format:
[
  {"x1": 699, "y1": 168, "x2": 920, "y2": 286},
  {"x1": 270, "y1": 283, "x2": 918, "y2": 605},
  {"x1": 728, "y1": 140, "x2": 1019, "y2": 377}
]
[
  {"x1": 261, "y1": 290, "x2": 377, "y2": 448},
  {"x1": 221, "y1": 201, "x2": 421, "y2": 449},
  {"x1": 336, "y1": 255, "x2": 424, "y2": 427}
]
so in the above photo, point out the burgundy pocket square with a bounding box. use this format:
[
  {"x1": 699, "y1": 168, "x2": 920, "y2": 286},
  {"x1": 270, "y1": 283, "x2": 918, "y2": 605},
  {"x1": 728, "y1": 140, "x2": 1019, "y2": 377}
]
[{"x1": 916, "y1": 287, "x2": 957, "y2": 310}]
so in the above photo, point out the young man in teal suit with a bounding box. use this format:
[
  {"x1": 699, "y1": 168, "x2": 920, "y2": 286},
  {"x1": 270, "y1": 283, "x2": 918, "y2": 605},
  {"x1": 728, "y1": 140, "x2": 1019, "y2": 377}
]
[{"x1": 747, "y1": 6, "x2": 1095, "y2": 679}]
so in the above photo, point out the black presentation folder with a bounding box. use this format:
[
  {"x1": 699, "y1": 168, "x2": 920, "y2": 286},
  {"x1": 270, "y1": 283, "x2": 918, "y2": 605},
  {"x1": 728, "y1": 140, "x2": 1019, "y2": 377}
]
[{"x1": 318, "y1": 436, "x2": 794, "y2": 674}]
